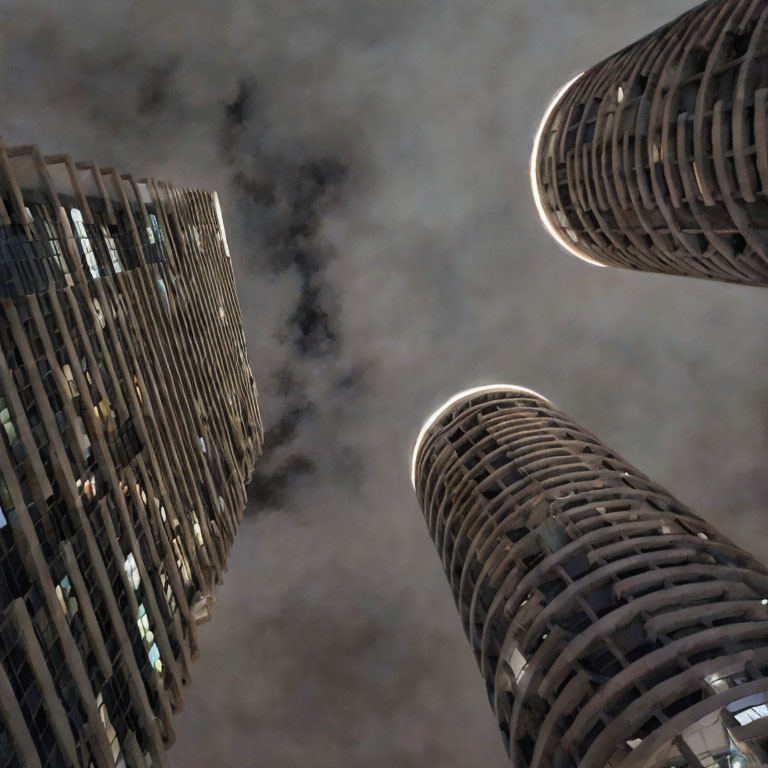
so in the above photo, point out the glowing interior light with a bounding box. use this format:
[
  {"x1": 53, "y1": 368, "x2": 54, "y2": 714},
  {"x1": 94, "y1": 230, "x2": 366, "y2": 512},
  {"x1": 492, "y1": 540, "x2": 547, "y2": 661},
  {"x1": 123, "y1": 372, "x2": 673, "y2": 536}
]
[
  {"x1": 530, "y1": 72, "x2": 607, "y2": 269},
  {"x1": 411, "y1": 384, "x2": 551, "y2": 489},
  {"x1": 124, "y1": 553, "x2": 141, "y2": 591}
]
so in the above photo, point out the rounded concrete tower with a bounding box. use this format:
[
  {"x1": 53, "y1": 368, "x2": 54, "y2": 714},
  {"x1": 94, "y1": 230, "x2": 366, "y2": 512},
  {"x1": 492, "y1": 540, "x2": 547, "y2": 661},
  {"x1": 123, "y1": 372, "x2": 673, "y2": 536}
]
[
  {"x1": 413, "y1": 386, "x2": 768, "y2": 767},
  {"x1": 532, "y1": 0, "x2": 768, "y2": 286}
]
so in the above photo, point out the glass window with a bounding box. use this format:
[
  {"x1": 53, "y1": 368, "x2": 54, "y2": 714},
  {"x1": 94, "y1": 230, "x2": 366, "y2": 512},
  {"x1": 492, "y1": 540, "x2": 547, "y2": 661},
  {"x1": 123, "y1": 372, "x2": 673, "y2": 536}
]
[
  {"x1": 123, "y1": 552, "x2": 141, "y2": 591},
  {"x1": 70, "y1": 208, "x2": 100, "y2": 279},
  {"x1": 100, "y1": 225, "x2": 123, "y2": 274}
]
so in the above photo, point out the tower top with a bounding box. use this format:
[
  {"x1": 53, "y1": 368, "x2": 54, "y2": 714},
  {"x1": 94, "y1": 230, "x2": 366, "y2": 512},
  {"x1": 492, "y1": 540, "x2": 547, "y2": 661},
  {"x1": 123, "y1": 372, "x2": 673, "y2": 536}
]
[
  {"x1": 529, "y1": 71, "x2": 608, "y2": 268},
  {"x1": 410, "y1": 384, "x2": 550, "y2": 489}
]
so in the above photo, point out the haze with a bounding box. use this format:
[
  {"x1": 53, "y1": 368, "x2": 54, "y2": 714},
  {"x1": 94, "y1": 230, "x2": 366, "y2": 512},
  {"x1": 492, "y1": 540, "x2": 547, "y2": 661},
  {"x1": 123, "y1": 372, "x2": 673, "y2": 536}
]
[{"x1": 2, "y1": 0, "x2": 767, "y2": 765}]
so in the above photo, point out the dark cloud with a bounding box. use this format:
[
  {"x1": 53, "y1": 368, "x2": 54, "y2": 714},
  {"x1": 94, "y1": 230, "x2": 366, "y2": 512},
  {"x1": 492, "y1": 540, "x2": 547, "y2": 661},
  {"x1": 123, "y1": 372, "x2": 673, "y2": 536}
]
[
  {"x1": 221, "y1": 79, "x2": 257, "y2": 161},
  {"x1": 137, "y1": 56, "x2": 179, "y2": 116},
  {"x1": 263, "y1": 366, "x2": 314, "y2": 447},
  {"x1": 236, "y1": 155, "x2": 348, "y2": 357},
  {"x1": 223, "y1": 81, "x2": 349, "y2": 360},
  {"x1": 226, "y1": 79, "x2": 254, "y2": 128},
  {"x1": 262, "y1": 402, "x2": 312, "y2": 451},
  {"x1": 242, "y1": 365, "x2": 316, "y2": 511},
  {"x1": 247, "y1": 454, "x2": 316, "y2": 509},
  {"x1": 288, "y1": 279, "x2": 337, "y2": 356},
  {"x1": 234, "y1": 170, "x2": 276, "y2": 208},
  {"x1": 220, "y1": 77, "x2": 353, "y2": 510}
]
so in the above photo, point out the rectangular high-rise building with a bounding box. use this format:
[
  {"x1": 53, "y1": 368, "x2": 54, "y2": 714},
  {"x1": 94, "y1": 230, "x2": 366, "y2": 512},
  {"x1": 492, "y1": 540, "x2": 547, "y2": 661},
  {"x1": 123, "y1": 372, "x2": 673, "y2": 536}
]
[{"x1": 0, "y1": 140, "x2": 262, "y2": 767}]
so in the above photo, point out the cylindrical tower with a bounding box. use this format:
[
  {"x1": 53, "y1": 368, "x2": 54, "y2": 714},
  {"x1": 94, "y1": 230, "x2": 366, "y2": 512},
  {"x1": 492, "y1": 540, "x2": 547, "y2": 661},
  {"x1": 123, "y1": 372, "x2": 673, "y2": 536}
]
[
  {"x1": 532, "y1": 0, "x2": 768, "y2": 285},
  {"x1": 413, "y1": 385, "x2": 768, "y2": 767}
]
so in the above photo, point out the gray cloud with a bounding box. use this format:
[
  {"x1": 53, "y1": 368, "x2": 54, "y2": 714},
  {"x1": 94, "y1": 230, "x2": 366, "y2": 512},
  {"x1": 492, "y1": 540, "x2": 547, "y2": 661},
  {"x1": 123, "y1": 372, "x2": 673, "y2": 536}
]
[
  {"x1": 137, "y1": 55, "x2": 180, "y2": 116},
  {"x1": 3, "y1": 0, "x2": 768, "y2": 766}
]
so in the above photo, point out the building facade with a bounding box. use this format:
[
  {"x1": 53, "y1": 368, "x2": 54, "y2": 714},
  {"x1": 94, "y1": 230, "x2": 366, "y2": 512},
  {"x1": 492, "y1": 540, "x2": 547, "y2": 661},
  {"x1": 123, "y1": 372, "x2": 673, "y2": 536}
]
[
  {"x1": 0, "y1": 140, "x2": 262, "y2": 767},
  {"x1": 532, "y1": 0, "x2": 768, "y2": 285},
  {"x1": 413, "y1": 385, "x2": 768, "y2": 767}
]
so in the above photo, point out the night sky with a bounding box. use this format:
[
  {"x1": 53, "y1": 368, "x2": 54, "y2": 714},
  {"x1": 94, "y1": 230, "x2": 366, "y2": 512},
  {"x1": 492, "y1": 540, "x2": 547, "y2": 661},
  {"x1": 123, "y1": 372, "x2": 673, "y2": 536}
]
[{"x1": 3, "y1": 0, "x2": 768, "y2": 765}]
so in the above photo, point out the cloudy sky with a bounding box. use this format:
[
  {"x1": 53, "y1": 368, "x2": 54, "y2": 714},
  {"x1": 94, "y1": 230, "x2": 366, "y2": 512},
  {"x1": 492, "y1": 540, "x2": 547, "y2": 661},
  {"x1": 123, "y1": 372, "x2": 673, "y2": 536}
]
[{"x1": 3, "y1": 0, "x2": 768, "y2": 765}]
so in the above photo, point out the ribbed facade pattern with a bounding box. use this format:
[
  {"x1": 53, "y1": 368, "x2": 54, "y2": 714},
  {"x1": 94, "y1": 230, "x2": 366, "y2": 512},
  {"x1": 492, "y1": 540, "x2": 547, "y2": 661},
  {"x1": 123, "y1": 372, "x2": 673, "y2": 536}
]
[
  {"x1": 533, "y1": 0, "x2": 768, "y2": 285},
  {"x1": 414, "y1": 388, "x2": 768, "y2": 768},
  {"x1": 0, "y1": 140, "x2": 262, "y2": 767}
]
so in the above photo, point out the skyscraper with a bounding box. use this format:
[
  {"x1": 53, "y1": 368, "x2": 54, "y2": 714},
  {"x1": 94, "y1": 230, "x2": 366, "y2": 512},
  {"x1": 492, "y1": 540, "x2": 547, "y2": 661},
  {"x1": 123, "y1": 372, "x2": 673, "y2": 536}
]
[
  {"x1": 0, "y1": 139, "x2": 262, "y2": 767},
  {"x1": 531, "y1": 0, "x2": 768, "y2": 286},
  {"x1": 413, "y1": 385, "x2": 768, "y2": 767}
]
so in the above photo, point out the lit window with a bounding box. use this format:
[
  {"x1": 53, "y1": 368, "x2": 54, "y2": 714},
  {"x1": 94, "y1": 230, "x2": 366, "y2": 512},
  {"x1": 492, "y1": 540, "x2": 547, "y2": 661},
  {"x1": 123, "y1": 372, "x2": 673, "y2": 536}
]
[
  {"x1": 92, "y1": 298, "x2": 105, "y2": 329},
  {"x1": 97, "y1": 692, "x2": 122, "y2": 762},
  {"x1": 70, "y1": 208, "x2": 100, "y2": 279},
  {"x1": 74, "y1": 416, "x2": 92, "y2": 460},
  {"x1": 0, "y1": 404, "x2": 19, "y2": 446},
  {"x1": 156, "y1": 277, "x2": 169, "y2": 309},
  {"x1": 55, "y1": 584, "x2": 67, "y2": 616},
  {"x1": 81, "y1": 356, "x2": 93, "y2": 385},
  {"x1": 507, "y1": 647, "x2": 527, "y2": 682},
  {"x1": 55, "y1": 576, "x2": 77, "y2": 623},
  {"x1": 148, "y1": 642, "x2": 162, "y2": 673},
  {"x1": 137, "y1": 603, "x2": 163, "y2": 675},
  {"x1": 83, "y1": 474, "x2": 97, "y2": 499},
  {"x1": 101, "y1": 226, "x2": 123, "y2": 274},
  {"x1": 45, "y1": 213, "x2": 70, "y2": 275},
  {"x1": 149, "y1": 213, "x2": 163, "y2": 244},
  {"x1": 171, "y1": 537, "x2": 192, "y2": 586},
  {"x1": 124, "y1": 552, "x2": 141, "y2": 591},
  {"x1": 62, "y1": 364, "x2": 78, "y2": 397},
  {"x1": 133, "y1": 375, "x2": 143, "y2": 404},
  {"x1": 0, "y1": 475, "x2": 12, "y2": 525},
  {"x1": 735, "y1": 705, "x2": 768, "y2": 725},
  {"x1": 160, "y1": 570, "x2": 177, "y2": 614},
  {"x1": 555, "y1": 209, "x2": 579, "y2": 243}
]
